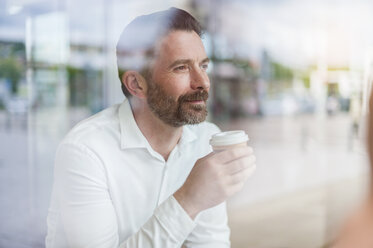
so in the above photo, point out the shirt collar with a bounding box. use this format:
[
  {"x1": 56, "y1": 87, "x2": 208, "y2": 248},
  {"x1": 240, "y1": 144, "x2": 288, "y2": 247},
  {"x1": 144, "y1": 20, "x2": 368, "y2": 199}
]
[
  {"x1": 119, "y1": 99, "x2": 197, "y2": 150},
  {"x1": 119, "y1": 99, "x2": 149, "y2": 149},
  {"x1": 179, "y1": 124, "x2": 197, "y2": 147}
]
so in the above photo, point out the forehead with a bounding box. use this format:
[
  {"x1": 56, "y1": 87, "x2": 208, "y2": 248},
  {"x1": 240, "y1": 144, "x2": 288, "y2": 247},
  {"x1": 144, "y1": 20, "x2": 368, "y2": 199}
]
[{"x1": 155, "y1": 30, "x2": 207, "y2": 63}]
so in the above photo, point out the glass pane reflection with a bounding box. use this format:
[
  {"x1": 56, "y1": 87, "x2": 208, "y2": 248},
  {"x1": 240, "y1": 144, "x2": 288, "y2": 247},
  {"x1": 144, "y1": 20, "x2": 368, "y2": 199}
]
[{"x1": 0, "y1": 0, "x2": 373, "y2": 247}]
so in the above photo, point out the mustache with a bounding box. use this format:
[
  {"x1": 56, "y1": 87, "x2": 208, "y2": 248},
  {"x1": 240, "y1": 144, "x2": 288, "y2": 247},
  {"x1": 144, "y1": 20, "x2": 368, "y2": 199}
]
[{"x1": 179, "y1": 90, "x2": 209, "y2": 102}]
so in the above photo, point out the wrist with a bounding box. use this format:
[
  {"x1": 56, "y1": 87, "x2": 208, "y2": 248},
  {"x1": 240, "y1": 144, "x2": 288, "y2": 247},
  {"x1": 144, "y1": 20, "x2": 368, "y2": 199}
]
[{"x1": 173, "y1": 188, "x2": 200, "y2": 220}]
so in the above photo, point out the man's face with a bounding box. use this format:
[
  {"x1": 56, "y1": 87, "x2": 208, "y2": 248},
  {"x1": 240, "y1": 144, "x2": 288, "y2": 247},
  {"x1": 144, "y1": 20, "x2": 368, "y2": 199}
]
[{"x1": 146, "y1": 30, "x2": 210, "y2": 127}]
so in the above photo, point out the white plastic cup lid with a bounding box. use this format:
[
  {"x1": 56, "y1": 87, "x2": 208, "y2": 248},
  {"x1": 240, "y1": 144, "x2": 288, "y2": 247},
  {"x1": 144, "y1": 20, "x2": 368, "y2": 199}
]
[{"x1": 209, "y1": 130, "x2": 249, "y2": 147}]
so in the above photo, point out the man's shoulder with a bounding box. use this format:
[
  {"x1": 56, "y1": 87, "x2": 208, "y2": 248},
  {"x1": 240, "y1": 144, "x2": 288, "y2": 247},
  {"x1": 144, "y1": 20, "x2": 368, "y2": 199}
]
[{"x1": 62, "y1": 104, "x2": 121, "y2": 145}]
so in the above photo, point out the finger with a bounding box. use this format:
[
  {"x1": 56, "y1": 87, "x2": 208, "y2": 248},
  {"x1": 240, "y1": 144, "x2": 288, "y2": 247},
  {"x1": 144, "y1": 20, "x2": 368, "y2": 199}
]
[
  {"x1": 228, "y1": 164, "x2": 256, "y2": 184},
  {"x1": 224, "y1": 155, "x2": 256, "y2": 175},
  {"x1": 212, "y1": 146, "x2": 254, "y2": 164},
  {"x1": 226, "y1": 181, "x2": 245, "y2": 195}
]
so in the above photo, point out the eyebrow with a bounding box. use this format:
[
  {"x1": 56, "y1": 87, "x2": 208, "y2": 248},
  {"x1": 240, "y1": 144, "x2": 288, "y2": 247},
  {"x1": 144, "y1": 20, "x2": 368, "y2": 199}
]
[{"x1": 168, "y1": 57, "x2": 210, "y2": 70}]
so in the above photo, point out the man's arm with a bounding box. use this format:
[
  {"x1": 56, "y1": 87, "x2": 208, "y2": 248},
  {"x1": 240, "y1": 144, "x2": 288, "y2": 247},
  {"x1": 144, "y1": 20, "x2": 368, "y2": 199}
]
[
  {"x1": 51, "y1": 143, "x2": 196, "y2": 248},
  {"x1": 183, "y1": 202, "x2": 230, "y2": 248},
  {"x1": 173, "y1": 146, "x2": 256, "y2": 247}
]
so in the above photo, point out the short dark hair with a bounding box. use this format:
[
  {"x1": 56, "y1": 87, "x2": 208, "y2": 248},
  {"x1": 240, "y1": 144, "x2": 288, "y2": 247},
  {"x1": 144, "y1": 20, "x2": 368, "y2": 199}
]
[{"x1": 116, "y1": 7, "x2": 202, "y2": 98}]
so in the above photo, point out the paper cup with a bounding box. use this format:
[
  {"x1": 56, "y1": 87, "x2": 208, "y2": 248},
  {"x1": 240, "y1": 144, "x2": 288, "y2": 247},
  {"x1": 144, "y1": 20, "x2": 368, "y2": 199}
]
[{"x1": 210, "y1": 130, "x2": 249, "y2": 152}]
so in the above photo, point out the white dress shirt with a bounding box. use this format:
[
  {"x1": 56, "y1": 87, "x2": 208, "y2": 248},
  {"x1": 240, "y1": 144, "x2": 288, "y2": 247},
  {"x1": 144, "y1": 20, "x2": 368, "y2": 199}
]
[{"x1": 46, "y1": 99, "x2": 230, "y2": 248}]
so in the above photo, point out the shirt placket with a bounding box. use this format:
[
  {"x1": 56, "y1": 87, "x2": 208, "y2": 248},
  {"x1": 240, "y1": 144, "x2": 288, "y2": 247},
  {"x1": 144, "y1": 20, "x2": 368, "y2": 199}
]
[{"x1": 156, "y1": 145, "x2": 180, "y2": 206}]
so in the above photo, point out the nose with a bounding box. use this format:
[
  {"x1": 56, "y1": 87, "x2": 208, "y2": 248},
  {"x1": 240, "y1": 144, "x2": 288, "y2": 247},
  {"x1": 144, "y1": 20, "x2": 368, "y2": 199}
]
[{"x1": 190, "y1": 67, "x2": 210, "y2": 91}]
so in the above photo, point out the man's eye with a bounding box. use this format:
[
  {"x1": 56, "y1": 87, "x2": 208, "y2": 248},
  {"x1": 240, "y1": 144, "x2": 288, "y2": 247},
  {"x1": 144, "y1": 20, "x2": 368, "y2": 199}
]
[
  {"x1": 201, "y1": 64, "x2": 209, "y2": 70},
  {"x1": 175, "y1": 65, "x2": 188, "y2": 71}
]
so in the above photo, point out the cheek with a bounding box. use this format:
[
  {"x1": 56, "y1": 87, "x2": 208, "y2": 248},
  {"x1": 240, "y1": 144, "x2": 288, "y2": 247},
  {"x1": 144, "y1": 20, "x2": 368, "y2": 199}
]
[{"x1": 161, "y1": 74, "x2": 192, "y2": 95}]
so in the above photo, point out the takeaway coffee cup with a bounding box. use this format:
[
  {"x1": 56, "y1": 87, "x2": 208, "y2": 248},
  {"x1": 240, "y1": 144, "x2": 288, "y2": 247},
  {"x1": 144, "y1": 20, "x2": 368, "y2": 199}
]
[{"x1": 209, "y1": 130, "x2": 249, "y2": 152}]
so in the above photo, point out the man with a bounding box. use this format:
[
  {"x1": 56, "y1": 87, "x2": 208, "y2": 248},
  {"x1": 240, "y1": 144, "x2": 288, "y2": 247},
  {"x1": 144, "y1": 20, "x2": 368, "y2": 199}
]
[{"x1": 46, "y1": 7, "x2": 256, "y2": 248}]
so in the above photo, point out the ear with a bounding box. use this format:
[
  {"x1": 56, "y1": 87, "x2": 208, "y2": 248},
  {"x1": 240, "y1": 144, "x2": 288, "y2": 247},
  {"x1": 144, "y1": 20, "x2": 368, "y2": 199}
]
[{"x1": 121, "y1": 71, "x2": 148, "y2": 99}]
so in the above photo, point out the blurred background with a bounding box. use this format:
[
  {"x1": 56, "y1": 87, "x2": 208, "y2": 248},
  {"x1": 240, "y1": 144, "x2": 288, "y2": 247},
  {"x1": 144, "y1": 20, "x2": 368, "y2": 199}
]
[{"x1": 1, "y1": 0, "x2": 373, "y2": 247}]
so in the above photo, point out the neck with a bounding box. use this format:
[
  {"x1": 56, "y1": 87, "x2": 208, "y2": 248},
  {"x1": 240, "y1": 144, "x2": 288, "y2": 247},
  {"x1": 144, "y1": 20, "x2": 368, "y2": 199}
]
[{"x1": 129, "y1": 98, "x2": 183, "y2": 161}]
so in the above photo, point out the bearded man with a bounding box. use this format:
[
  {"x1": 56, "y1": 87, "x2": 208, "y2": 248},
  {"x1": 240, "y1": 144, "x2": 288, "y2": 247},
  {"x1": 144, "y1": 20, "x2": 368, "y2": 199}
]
[{"x1": 46, "y1": 7, "x2": 256, "y2": 248}]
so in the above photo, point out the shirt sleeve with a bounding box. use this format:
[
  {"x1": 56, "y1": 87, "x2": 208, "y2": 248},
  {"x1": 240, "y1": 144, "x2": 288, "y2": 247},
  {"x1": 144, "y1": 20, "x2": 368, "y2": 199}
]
[
  {"x1": 54, "y1": 143, "x2": 196, "y2": 248},
  {"x1": 183, "y1": 202, "x2": 231, "y2": 248}
]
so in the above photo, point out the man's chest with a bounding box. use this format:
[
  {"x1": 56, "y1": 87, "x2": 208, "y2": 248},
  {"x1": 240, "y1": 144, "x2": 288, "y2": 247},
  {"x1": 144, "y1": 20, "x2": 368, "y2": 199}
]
[
  {"x1": 98, "y1": 147, "x2": 202, "y2": 233},
  {"x1": 104, "y1": 147, "x2": 202, "y2": 206}
]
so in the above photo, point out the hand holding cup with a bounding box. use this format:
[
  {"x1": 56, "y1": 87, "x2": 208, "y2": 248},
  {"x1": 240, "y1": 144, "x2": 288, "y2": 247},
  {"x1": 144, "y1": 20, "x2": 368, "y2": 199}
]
[{"x1": 174, "y1": 130, "x2": 256, "y2": 219}]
